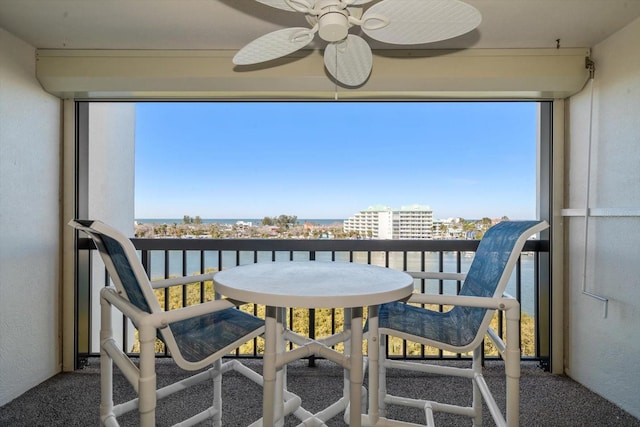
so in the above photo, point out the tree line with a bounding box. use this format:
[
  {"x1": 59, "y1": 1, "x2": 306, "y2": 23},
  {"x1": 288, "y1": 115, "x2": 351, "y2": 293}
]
[{"x1": 260, "y1": 215, "x2": 298, "y2": 228}]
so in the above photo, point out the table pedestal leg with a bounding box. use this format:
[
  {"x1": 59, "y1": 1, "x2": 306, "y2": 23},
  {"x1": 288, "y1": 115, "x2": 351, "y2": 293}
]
[
  {"x1": 343, "y1": 308, "x2": 352, "y2": 421},
  {"x1": 275, "y1": 307, "x2": 285, "y2": 427},
  {"x1": 350, "y1": 307, "x2": 363, "y2": 427},
  {"x1": 366, "y1": 305, "x2": 380, "y2": 426},
  {"x1": 263, "y1": 306, "x2": 278, "y2": 427}
]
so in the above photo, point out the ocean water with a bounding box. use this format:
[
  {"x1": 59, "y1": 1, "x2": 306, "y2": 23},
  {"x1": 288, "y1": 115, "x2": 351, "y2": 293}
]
[{"x1": 144, "y1": 249, "x2": 538, "y2": 316}]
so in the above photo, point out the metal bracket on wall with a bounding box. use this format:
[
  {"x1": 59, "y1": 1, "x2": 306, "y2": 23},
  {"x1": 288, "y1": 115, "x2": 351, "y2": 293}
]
[{"x1": 574, "y1": 62, "x2": 610, "y2": 318}]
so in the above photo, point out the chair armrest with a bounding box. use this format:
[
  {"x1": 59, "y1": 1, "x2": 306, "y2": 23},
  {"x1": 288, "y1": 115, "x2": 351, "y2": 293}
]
[
  {"x1": 101, "y1": 287, "x2": 151, "y2": 326},
  {"x1": 406, "y1": 292, "x2": 519, "y2": 311},
  {"x1": 408, "y1": 272, "x2": 466, "y2": 281},
  {"x1": 154, "y1": 298, "x2": 239, "y2": 325},
  {"x1": 100, "y1": 286, "x2": 240, "y2": 327},
  {"x1": 150, "y1": 273, "x2": 214, "y2": 289}
]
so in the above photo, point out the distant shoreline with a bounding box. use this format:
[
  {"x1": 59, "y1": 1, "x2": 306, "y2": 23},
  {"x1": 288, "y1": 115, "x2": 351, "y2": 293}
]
[{"x1": 135, "y1": 218, "x2": 345, "y2": 226}]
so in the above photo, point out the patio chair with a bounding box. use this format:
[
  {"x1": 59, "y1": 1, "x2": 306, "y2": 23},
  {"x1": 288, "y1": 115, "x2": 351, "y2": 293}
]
[
  {"x1": 69, "y1": 219, "x2": 265, "y2": 427},
  {"x1": 368, "y1": 220, "x2": 548, "y2": 427}
]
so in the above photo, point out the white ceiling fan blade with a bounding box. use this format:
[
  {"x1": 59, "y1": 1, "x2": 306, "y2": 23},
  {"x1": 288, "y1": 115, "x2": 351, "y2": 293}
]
[
  {"x1": 233, "y1": 28, "x2": 315, "y2": 65},
  {"x1": 361, "y1": 0, "x2": 481, "y2": 45},
  {"x1": 324, "y1": 35, "x2": 372, "y2": 87}
]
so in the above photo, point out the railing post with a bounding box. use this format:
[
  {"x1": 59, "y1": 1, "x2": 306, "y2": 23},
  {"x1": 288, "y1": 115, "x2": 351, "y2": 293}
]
[{"x1": 308, "y1": 250, "x2": 316, "y2": 367}]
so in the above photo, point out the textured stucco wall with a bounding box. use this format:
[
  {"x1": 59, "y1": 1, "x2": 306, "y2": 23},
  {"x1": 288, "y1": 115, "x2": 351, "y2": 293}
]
[
  {"x1": 0, "y1": 28, "x2": 61, "y2": 406},
  {"x1": 565, "y1": 16, "x2": 640, "y2": 418}
]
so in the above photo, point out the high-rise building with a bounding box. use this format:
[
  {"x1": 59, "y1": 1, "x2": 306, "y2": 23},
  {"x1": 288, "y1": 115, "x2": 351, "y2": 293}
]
[{"x1": 344, "y1": 204, "x2": 433, "y2": 239}]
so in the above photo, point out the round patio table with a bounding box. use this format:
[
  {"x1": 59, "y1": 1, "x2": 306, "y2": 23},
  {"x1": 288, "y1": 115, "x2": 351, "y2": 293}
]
[{"x1": 214, "y1": 261, "x2": 414, "y2": 427}]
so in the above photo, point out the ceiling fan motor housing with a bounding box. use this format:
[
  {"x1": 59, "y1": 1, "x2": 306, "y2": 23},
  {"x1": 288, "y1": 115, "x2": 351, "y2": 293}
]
[{"x1": 317, "y1": 4, "x2": 349, "y2": 42}]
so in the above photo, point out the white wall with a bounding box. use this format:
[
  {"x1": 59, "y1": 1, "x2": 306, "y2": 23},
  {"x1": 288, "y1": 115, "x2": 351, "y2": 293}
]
[
  {"x1": 87, "y1": 103, "x2": 136, "y2": 233},
  {"x1": 0, "y1": 28, "x2": 62, "y2": 406},
  {"x1": 87, "y1": 103, "x2": 136, "y2": 353},
  {"x1": 565, "y1": 17, "x2": 640, "y2": 418}
]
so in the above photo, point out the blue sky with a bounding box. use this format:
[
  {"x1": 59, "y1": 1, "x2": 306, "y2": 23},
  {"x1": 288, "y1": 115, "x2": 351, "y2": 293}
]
[{"x1": 135, "y1": 102, "x2": 538, "y2": 220}]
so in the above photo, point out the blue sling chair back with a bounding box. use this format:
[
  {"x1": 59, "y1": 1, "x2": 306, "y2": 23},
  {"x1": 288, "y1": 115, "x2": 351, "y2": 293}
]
[
  {"x1": 69, "y1": 219, "x2": 265, "y2": 427},
  {"x1": 367, "y1": 220, "x2": 548, "y2": 427}
]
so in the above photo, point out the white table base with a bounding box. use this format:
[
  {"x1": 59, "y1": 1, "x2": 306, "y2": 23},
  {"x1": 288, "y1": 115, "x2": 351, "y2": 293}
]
[
  {"x1": 253, "y1": 307, "x2": 365, "y2": 427},
  {"x1": 214, "y1": 262, "x2": 414, "y2": 427}
]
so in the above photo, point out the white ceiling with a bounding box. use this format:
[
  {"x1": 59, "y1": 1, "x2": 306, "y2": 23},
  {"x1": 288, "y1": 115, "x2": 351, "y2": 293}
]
[{"x1": 1, "y1": 0, "x2": 640, "y2": 52}]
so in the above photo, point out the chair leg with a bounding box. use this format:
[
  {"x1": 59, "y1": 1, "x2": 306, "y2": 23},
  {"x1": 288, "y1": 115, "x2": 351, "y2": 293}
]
[
  {"x1": 378, "y1": 334, "x2": 388, "y2": 418},
  {"x1": 138, "y1": 324, "x2": 158, "y2": 427},
  {"x1": 100, "y1": 298, "x2": 115, "y2": 426},
  {"x1": 472, "y1": 346, "x2": 483, "y2": 427},
  {"x1": 212, "y1": 358, "x2": 223, "y2": 427},
  {"x1": 505, "y1": 308, "x2": 521, "y2": 427}
]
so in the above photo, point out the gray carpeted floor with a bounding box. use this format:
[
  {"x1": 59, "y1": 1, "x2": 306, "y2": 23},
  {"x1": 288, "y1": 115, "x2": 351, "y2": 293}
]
[{"x1": 1, "y1": 358, "x2": 638, "y2": 426}]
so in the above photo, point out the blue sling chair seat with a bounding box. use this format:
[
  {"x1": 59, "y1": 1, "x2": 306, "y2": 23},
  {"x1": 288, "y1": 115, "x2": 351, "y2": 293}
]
[
  {"x1": 69, "y1": 219, "x2": 265, "y2": 427},
  {"x1": 367, "y1": 220, "x2": 548, "y2": 427}
]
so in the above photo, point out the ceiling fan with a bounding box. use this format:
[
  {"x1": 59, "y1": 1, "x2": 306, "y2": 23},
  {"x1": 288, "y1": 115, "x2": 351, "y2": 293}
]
[{"x1": 233, "y1": 0, "x2": 481, "y2": 87}]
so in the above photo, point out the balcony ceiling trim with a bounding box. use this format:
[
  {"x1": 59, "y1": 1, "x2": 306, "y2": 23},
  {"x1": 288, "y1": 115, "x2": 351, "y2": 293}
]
[{"x1": 36, "y1": 48, "x2": 590, "y2": 100}]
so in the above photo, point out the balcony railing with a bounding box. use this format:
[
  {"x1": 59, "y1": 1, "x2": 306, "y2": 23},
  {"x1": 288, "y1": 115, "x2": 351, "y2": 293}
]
[{"x1": 75, "y1": 237, "x2": 550, "y2": 368}]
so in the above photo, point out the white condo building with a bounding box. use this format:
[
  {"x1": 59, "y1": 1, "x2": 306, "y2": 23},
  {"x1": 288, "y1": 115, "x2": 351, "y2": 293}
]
[{"x1": 344, "y1": 205, "x2": 433, "y2": 239}]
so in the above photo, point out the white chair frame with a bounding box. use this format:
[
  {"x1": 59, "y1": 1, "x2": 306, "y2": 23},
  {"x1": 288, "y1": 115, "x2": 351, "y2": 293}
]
[
  {"x1": 366, "y1": 220, "x2": 548, "y2": 427},
  {"x1": 70, "y1": 219, "x2": 265, "y2": 427}
]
